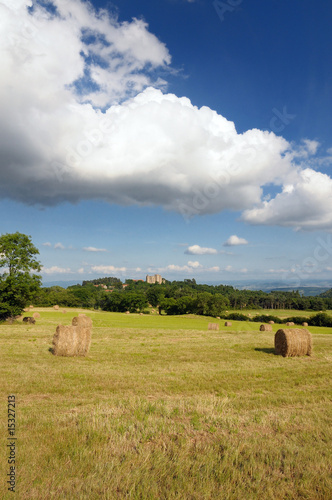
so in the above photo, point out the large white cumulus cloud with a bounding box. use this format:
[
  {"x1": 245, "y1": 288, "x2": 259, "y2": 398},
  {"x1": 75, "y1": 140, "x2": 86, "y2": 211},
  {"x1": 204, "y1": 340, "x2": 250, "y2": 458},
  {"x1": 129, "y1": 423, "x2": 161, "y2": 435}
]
[{"x1": 1, "y1": 0, "x2": 331, "y2": 230}]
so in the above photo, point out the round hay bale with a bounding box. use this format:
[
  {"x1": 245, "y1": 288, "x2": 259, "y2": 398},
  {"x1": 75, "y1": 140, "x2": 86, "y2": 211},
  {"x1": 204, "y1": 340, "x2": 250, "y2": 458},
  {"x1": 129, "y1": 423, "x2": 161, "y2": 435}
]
[
  {"x1": 62, "y1": 310, "x2": 67, "y2": 314},
  {"x1": 29, "y1": 305, "x2": 34, "y2": 309},
  {"x1": 224, "y1": 321, "x2": 232, "y2": 327},
  {"x1": 125, "y1": 311, "x2": 130, "y2": 314},
  {"x1": 302, "y1": 322, "x2": 308, "y2": 327},
  {"x1": 274, "y1": 328, "x2": 312, "y2": 357},
  {"x1": 216, "y1": 316, "x2": 220, "y2": 320},
  {"x1": 53, "y1": 305, "x2": 59, "y2": 310},
  {"x1": 260, "y1": 324, "x2": 272, "y2": 332},
  {"x1": 24, "y1": 307, "x2": 30, "y2": 312},
  {"x1": 269, "y1": 320, "x2": 274, "y2": 324},
  {"x1": 208, "y1": 323, "x2": 219, "y2": 331},
  {"x1": 33, "y1": 312, "x2": 40, "y2": 319},
  {"x1": 286, "y1": 322, "x2": 294, "y2": 326}
]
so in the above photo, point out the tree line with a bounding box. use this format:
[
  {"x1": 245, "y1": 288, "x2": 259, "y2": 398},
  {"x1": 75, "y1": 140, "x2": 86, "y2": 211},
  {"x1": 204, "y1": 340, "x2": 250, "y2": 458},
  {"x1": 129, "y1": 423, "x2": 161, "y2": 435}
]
[
  {"x1": 1, "y1": 232, "x2": 332, "y2": 321},
  {"x1": 33, "y1": 278, "x2": 332, "y2": 316}
]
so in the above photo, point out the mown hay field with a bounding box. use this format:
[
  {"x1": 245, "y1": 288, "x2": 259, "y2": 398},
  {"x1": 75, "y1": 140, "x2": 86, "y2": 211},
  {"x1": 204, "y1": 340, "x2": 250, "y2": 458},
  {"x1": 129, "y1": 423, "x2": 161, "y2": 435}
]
[{"x1": 0, "y1": 308, "x2": 331, "y2": 499}]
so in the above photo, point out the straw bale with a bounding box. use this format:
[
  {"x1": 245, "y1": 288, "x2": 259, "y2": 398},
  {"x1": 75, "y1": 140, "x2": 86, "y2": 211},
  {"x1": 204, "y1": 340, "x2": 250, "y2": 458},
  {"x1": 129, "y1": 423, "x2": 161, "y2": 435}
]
[
  {"x1": 208, "y1": 323, "x2": 219, "y2": 331},
  {"x1": 52, "y1": 325, "x2": 79, "y2": 356},
  {"x1": 53, "y1": 305, "x2": 59, "y2": 310},
  {"x1": 72, "y1": 316, "x2": 92, "y2": 356},
  {"x1": 260, "y1": 324, "x2": 272, "y2": 332},
  {"x1": 53, "y1": 316, "x2": 92, "y2": 356},
  {"x1": 274, "y1": 328, "x2": 312, "y2": 357},
  {"x1": 286, "y1": 322, "x2": 294, "y2": 326},
  {"x1": 216, "y1": 316, "x2": 220, "y2": 319},
  {"x1": 269, "y1": 321, "x2": 274, "y2": 324},
  {"x1": 24, "y1": 307, "x2": 30, "y2": 312},
  {"x1": 224, "y1": 321, "x2": 232, "y2": 326},
  {"x1": 62, "y1": 310, "x2": 67, "y2": 314},
  {"x1": 302, "y1": 322, "x2": 308, "y2": 327},
  {"x1": 72, "y1": 315, "x2": 92, "y2": 328},
  {"x1": 29, "y1": 305, "x2": 34, "y2": 309},
  {"x1": 125, "y1": 311, "x2": 130, "y2": 314},
  {"x1": 33, "y1": 312, "x2": 40, "y2": 319}
]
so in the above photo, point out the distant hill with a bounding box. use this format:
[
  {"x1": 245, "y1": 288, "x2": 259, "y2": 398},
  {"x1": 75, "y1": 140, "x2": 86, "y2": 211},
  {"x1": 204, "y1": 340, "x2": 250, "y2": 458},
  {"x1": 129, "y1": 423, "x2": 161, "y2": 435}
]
[
  {"x1": 42, "y1": 280, "x2": 82, "y2": 288},
  {"x1": 270, "y1": 287, "x2": 332, "y2": 297},
  {"x1": 319, "y1": 288, "x2": 332, "y2": 297}
]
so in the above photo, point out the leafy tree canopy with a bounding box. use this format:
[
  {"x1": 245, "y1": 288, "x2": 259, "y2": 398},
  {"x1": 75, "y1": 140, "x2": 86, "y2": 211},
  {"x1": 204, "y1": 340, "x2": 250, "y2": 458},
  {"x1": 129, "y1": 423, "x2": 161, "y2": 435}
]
[
  {"x1": 0, "y1": 232, "x2": 41, "y2": 320},
  {"x1": 0, "y1": 232, "x2": 41, "y2": 276}
]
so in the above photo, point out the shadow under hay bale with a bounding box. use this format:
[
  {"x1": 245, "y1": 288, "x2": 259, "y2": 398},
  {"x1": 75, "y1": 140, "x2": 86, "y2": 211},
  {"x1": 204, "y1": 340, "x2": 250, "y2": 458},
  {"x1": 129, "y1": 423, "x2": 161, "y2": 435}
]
[
  {"x1": 274, "y1": 328, "x2": 312, "y2": 357},
  {"x1": 260, "y1": 324, "x2": 272, "y2": 332},
  {"x1": 23, "y1": 317, "x2": 36, "y2": 324},
  {"x1": 254, "y1": 347, "x2": 277, "y2": 355},
  {"x1": 52, "y1": 315, "x2": 92, "y2": 357},
  {"x1": 224, "y1": 321, "x2": 232, "y2": 327},
  {"x1": 208, "y1": 323, "x2": 219, "y2": 331}
]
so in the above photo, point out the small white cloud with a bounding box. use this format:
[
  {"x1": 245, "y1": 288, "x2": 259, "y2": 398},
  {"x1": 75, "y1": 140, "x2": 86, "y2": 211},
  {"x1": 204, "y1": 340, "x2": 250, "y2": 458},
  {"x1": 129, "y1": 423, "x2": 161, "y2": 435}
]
[
  {"x1": 54, "y1": 242, "x2": 65, "y2": 250},
  {"x1": 160, "y1": 262, "x2": 219, "y2": 273},
  {"x1": 136, "y1": 267, "x2": 142, "y2": 272},
  {"x1": 83, "y1": 247, "x2": 107, "y2": 252},
  {"x1": 78, "y1": 268, "x2": 85, "y2": 274},
  {"x1": 165, "y1": 264, "x2": 192, "y2": 272},
  {"x1": 223, "y1": 235, "x2": 249, "y2": 247},
  {"x1": 42, "y1": 266, "x2": 72, "y2": 274},
  {"x1": 91, "y1": 265, "x2": 126, "y2": 273},
  {"x1": 185, "y1": 245, "x2": 218, "y2": 255},
  {"x1": 225, "y1": 265, "x2": 233, "y2": 272},
  {"x1": 42, "y1": 242, "x2": 52, "y2": 247},
  {"x1": 187, "y1": 260, "x2": 202, "y2": 269},
  {"x1": 268, "y1": 268, "x2": 290, "y2": 274}
]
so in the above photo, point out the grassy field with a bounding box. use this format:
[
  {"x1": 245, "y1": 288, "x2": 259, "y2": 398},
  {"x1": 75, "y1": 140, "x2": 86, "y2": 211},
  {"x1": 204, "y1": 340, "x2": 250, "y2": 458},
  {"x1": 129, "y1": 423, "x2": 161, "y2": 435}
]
[{"x1": 0, "y1": 308, "x2": 331, "y2": 499}]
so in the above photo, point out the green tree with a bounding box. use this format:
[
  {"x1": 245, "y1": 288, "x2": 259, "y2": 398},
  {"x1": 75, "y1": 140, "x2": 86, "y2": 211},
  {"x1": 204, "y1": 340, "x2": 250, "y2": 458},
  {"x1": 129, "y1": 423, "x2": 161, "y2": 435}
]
[{"x1": 0, "y1": 232, "x2": 41, "y2": 320}]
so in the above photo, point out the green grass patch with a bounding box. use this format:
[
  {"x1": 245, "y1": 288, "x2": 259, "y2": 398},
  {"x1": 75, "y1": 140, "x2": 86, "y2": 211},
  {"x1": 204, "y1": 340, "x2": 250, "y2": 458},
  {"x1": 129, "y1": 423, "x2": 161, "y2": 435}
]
[{"x1": 0, "y1": 308, "x2": 331, "y2": 499}]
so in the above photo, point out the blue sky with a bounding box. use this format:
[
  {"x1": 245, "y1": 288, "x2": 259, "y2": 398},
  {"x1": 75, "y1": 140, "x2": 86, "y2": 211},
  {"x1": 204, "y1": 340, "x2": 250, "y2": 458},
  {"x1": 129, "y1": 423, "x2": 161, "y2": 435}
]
[{"x1": 1, "y1": 0, "x2": 332, "y2": 285}]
